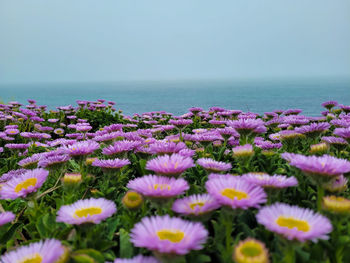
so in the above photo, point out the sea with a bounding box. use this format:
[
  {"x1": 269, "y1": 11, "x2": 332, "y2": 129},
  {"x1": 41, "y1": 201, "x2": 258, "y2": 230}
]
[{"x1": 0, "y1": 79, "x2": 349, "y2": 117}]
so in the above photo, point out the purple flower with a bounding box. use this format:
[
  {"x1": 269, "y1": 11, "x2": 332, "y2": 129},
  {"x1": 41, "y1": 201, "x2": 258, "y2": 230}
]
[
  {"x1": 18, "y1": 154, "x2": 42, "y2": 168},
  {"x1": 283, "y1": 109, "x2": 302, "y2": 115},
  {"x1": 206, "y1": 176, "x2": 266, "y2": 209},
  {"x1": 197, "y1": 158, "x2": 232, "y2": 172},
  {"x1": 232, "y1": 144, "x2": 254, "y2": 158},
  {"x1": 0, "y1": 211, "x2": 15, "y2": 226},
  {"x1": 1, "y1": 239, "x2": 65, "y2": 263},
  {"x1": 127, "y1": 175, "x2": 189, "y2": 199},
  {"x1": 0, "y1": 168, "x2": 49, "y2": 199},
  {"x1": 321, "y1": 136, "x2": 348, "y2": 145},
  {"x1": 4, "y1": 143, "x2": 29, "y2": 150},
  {"x1": 256, "y1": 203, "x2": 332, "y2": 242},
  {"x1": 322, "y1": 100, "x2": 338, "y2": 109},
  {"x1": 172, "y1": 194, "x2": 220, "y2": 216},
  {"x1": 62, "y1": 140, "x2": 100, "y2": 156},
  {"x1": 216, "y1": 127, "x2": 240, "y2": 139},
  {"x1": 295, "y1": 122, "x2": 330, "y2": 136},
  {"x1": 38, "y1": 152, "x2": 71, "y2": 168},
  {"x1": 281, "y1": 153, "x2": 350, "y2": 177},
  {"x1": 283, "y1": 116, "x2": 309, "y2": 126},
  {"x1": 0, "y1": 169, "x2": 28, "y2": 183},
  {"x1": 5, "y1": 129, "x2": 20, "y2": 136},
  {"x1": 169, "y1": 119, "x2": 193, "y2": 128},
  {"x1": 130, "y1": 215, "x2": 208, "y2": 255},
  {"x1": 113, "y1": 255, "x2": 160, "y2": 263},
  {"x1": 92, "y1": 158, "x2": 130, "y2": 170},
  {"x1": 242, "y1": 173, "x2": 298, "y2": 189},
  {"x1": 146, "y1": 154, "x2": 194, "y2": 176},
  {"x1": 102, "y1": 140, "x2": 141, "y2": 156},
  {"x1": 149, "y1": 141, "x2": 187, "y2": 155},
  {"x1": 56, "y1": 198, "x2": 116, "y2": 225},
  {"x1": 334, "y1": 127, "x2": 350, "y2": 140},
  {"x1": 227, "y1": 119, "x2": 266, "y2": 135}
]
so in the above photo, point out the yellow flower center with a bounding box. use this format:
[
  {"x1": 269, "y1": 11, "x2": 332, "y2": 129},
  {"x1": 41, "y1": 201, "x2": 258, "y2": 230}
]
[
  {"x1": 240, "y1": 243, "x2": 263, "y2": 257},
  {"x1": 189, "y1": 201, "x2": 205, "y2": 210},
  {"x1": 323, "y1": 196, "x2": 350, "y2": 213},
  {"x1": 9, "y1": 130, "x2": 16, "y2": 134},
  {"x1": 157, "y1": 229, "x2": 185, "y2": 243},
  {"x1": 174, "y1": 162, "x2": 179, "y2": 169},
  {"x1": 15, "y1": 178, "x2": 38, "y2": 193},
  {"x1": 63, "y1": 174, "x2": 82, "y2": 184},
  {"x1": 276, "y1": 216, "x2": 310, "y2": 232},
  {"x1": 20, "y1": 254, "x2": 42, "y2": 263},
  {"x1": 221, "y1": 188, "x2": 249, "y2": 200},
  {"x1": 153, "y1": 184, "x2": 171, "y2": 191},
  {"x1": 74, "y1": 207, "x2": 102, "y2": 218}
]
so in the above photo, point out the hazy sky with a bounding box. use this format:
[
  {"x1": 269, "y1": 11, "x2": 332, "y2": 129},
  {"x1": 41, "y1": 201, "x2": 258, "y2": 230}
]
[{"x1": 0, "y1": 0, "x2": 349, "y2": 84}]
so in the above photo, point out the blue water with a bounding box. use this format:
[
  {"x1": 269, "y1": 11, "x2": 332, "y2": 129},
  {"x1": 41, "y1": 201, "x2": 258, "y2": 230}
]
[{"x1": 0, "y1": 80, "x2": 349, "y2": 116}]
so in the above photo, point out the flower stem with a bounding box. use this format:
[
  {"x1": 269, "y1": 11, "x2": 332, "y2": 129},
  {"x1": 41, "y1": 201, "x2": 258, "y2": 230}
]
[
  {"x1": 284, "y1": 246, "x2": 295, "y2": 263},
  {"x1": 316, "y1": 184, "x2": 324, "y2": 211}
]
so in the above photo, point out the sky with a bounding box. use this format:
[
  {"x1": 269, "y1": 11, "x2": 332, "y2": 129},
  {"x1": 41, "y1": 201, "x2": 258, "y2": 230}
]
[{"x1": 0, "y1": 0, "x2": 349, "y2": 84}]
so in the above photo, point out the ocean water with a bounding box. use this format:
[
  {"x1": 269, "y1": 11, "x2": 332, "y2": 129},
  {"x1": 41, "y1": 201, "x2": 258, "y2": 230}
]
[{"x1": 0, "y1": 80, "x2": 349, "y2": 116}]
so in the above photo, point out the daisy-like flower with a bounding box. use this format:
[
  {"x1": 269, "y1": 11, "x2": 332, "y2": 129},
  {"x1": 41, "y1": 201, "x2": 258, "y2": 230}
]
[
  {"x1": 62, "y1": 140, "x2": 100, "y2": 156},
  {"x1": 283, "y1": 109, "x2": 302, "y2": 116},
  {"x1": 102, "y1": 140, "x2": 141, "y2": 156},
  {"x1": 172, "y1": 194, "x2": 220, "y2": 216},
  {"x1": 0, "y1": 168, "x2": 49, "y2": 199},
  {"x1": 242, "y1": 173, "x2": 298, "y2": 189},
  {"x1": 56, "y1": 198, "x2": 116, "y2": 225},
  {"x1": 323, "y1": 196, "x2": 350, "y2": 214},
  {"x1": 197, "y1": 158, "x2": 232, "y2": 173},
  {"x1": 113, "y1": 255, "x2": 160, "y2": 263},
  {"x1": 168, "y1": 119, "x2": 193, "y2": 128},
  {"x1": 295, "y1": 122, "x2": 330, "y2": 137},
  {"x1": 321, "y1": 136, "x2": 348, "y2": 146},
  {"x1": 54, "y1": 128, "x2": 65, "y2": 135},
  {"x1": 18, "y1": 153, "x2": 42, "y2": 169},
  {"x1": 38, "y1": 152, "x2": 71, "y2": 169},
  {"x1": 122, "y1": 191, "x2": 144, "y2": 210},
  {"x1": 0, "y1": 211, "x2": 15, "y2": 226},
  {"x1": 0, "y1": 239, "x2": 66, "y2": 263},
  {"x1": 233, "y1": 238, "x2": 269, "y2": 263},
  {"x1": 5, "y1": 128, "x2": 20, "y2": 136},
  {"x1": 149, "y1": 141, "x2": 187, "y2": 155},
  {"x1": 91, "y1": 158, "x2": 130, "y2": 171},
  {"x1": 281, "y1": 153, "x2": 350, "y2": 178},
  {"x1": 227, "y1": 118, "x2": 266, "y2": 135},
  {"x1": 130, "y1": 215, "x2": 208, "y2": 255},
  {"x1": 0, "y1": 168, "x2": 28, "y2": 183},
  {"x1": 323, "y1": 175, "x2": 348, "y2": 193},
  {"x1": 146, "y1": 154, "x2": 194, "y2": 176},
  {"x1": 322, "y1": 100, "x2": 338, "y2": 110},
  {"x1": 309, "y1": 142, "x2": 329, "y2": 155},
  {"x1": 216, "y1": 127, "x2": 240, "y2": 140},
  {"x1": 127, "y1": 175, "x2": 189, "y2": 199},
  {"x1": 206, "y1": 176, "x2": 266, "y2": 209},
  {"x1": 333, "y1": 127, "x2": 350, "y2": 141},
  {"x1": 62, "y1": 173, "x2": 82, "y2": 186},
  {"x1": 256, "y1": 203, "x2": 332, "y2": 242},
  {"x1": 232, "y1": 144, "x2": 254, "y2": 158}
]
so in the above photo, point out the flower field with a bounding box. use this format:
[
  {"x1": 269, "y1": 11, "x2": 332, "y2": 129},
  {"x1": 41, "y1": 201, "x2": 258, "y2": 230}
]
[{"x1": 0, "y1": 99, "x2": 350, "y2": 263}]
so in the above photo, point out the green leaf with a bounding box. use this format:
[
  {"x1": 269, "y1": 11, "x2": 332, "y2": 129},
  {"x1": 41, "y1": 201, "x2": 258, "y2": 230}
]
[
  {"x1": 36, "y1": 215, "x2": 48, "y2": 238},
  {"x1": 119, "y1": 228, "x2": 133, "y2": 258},
  {"x1": 71, "y1": 255, "x2": 96, "y2": 263},
  {"x1": 0, "y1": 223, "x2": 23, "y2": 243},
  {"x1": 73, "y1": 249, "x2": 104, "y2": 263},
  {"x1": 106, "y1": 217, "x2": 119, "y2": 240}
]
